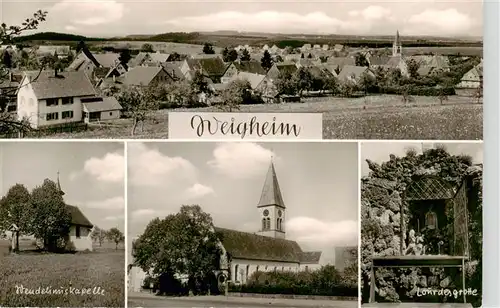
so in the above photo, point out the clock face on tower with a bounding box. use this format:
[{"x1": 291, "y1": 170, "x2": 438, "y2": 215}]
[
  {"x1": 263, "y1": 209, "x2": 269, "y2": 216},
  {"x1": 278, "y1": 210, "x2": 282, "y2": 217}
]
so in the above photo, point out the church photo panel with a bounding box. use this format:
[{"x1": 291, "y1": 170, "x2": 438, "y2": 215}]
[
  {"x1": 0, "y1": 141, "x2": 126, "y2": 308},
  {"x1": 127, "y1": 141, "x2": 359, "y2": 307}
]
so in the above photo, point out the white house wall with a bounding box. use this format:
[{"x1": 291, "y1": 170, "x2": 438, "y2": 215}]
[
  {"x1": 68, "y1": 225, "x2": 93, "y2": 251},
  {"x1": 37, "y1": 97, "x2": 86, "y2": 127},
  {"x1": 99, "y1": 110, "x2": 121, "y2": 121},
  {"x1": 230, "y1": 258, "x2": 300, "y2": 284},
  {"x1": 17, "y1": 77, "x2": 39, "y2": 128}
]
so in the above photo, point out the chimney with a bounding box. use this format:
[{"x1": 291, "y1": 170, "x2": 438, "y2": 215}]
[{"x1": 113, "y1": 75, "x2": 116, "y2": 82}]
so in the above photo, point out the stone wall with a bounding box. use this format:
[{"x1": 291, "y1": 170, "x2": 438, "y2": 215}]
[{"x1": 360, "y1": 147, "x2": 482, "y2": 306}]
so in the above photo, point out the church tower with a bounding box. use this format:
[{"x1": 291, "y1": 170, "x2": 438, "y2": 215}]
[
  {"x1": 257, "y1": 159, "x2": 286, "y2": 239},
  {"x1": 392, "y1": 30, "x2": 402, "y2": 56},
  {"x1": 57, "y1": 171, "x2": 65, "y2": 196}
]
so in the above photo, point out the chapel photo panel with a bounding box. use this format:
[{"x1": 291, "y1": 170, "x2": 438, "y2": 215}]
[
  {"x1": 360, "y1": 141, "x2": 483, "y2": 308},
  {"x1": 127, "y1": 141, "x2": 359, "y2": 308},
  {"x1": 0, "y1": 141, "x2": 126, "y2": 307}
]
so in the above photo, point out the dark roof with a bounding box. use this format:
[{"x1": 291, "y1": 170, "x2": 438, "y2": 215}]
[
  {"x1": 299, "y1": 251, "x2": 322, "y2": 264},
  {"x1": 24, "y1": 70, "x2": 96, "y2": 99},
  {"x1": 162, "y1": 62, "x2": 185, "y2": 81},
  {"x1": 187, "y1": 58, "x2": 228, "y2": 77},
  {"x1": 338, "y1": 65, "x2": 369, "y2": 81},
  {"x1": 121, "y1": 66, "x2": 170, "y2": 86},
  {"x1": 67, "y1": 205, "x2": 93, "y2": 228},
  {"x1": 233, "y1": 61, "x2": 267, "y2": 75},
  {"x1": 275, "y1": 63, "x2": 298, "y2": 76},
  {"x1": 83, "y1": 97, "x2": 122, "y2": 113},
  {"x1": 369, "y1": 55, "x2": 391, "y2": 66},
  {"x1": 215, "y1": 227, "x2": 303, "y2": 263},
  {"x1": 258, "y1": 161, "x2": 286, "y2": 208},
  {"x1": 327, "y1": 57, "x2": 355, "y2": 69},
  {"x1": 306, "y1": 66, "x2": 333, "y2": 79}
]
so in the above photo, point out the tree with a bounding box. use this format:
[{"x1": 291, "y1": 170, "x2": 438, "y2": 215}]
[
  {"x1": 169, "y1": 52, "x2": 181, "y2": 62},
  {"x1": 221, "y1": 47, "x2": 229, "y2": 62},
  {"x1": 218, "y1": 79, "x2": 252, "y2": 112},
  {"x1": 2, "y1": 49, "x2": 12, "y2": 68},
  {"x1": 141, "y1": 43, "x2": 154, "y2": 53},
  {"x1": 118, "y1": 49, "x2": 131, "y2": 66},
  {"x1": 437, "y1": 85, "x2": 448, "y2": 105},
  {"x1": 275, "y1": 72, "x2": 297, "y2": 96},
  {"x1": 240, "y1": 48, "x2": 251, "y2": 61},
  {"x1": 261, "y1": 50, "x2": 273, "y2": 70},
  {"x1": 339, "y1": 80, "x2": 357, "y2": 98},
  {"x1": 355, "y1": 52, "x2": 369, "y2": 67},
  {"x1": 323, "y1": 75, "x2": 339, "y2": 95},
  {"x1": 166, "y1": 81, "x2": 196, "y2": 107},
  {"x1": 190, "y1": 71, "x2": 210, "y2": 95},
  {"x1": 359, "y1": 71, "x2": 377, "y2": 94},
  {"x1": 291, "y1": 67, "x2": 313, "y2": 96},
  {"x1": 0, "y1": 10, "x2": 47, "y2": 135},
  {"x1": 473, "y1": 76, "x2": 483, "y2": 104},
  {"x1": 133, "y1": 205, "x2": 223, "y2": 294},
  {"x1": 106, "y1": 227, "x2": 124, "y2": 250},
  {"x1": 227, "y1": 49, "x2": 238, "y2": 62},
  {"x1": 406, "y1": 59, "x2": 420, "y2": 79},
  {"x1": 0, "y1": 184, "x2": 32, "y2": 252},
  {"x1": 90, "y1": 226, "x2": 107, "y2": 247},
  {"x1": 30, "y1": 179, "x2": 72, "y2": 252},
  {"x1": 400, "y1": 84, "x2": 415, "y2": 104},
  {"x1": 115, "y1": 86, "x2": 160, "y2": 136},
  {"x1": 202, "y1": 43, "x2": 215, "y2": 54}
]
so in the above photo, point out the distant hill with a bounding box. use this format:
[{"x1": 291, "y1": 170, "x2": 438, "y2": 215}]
[
  {"x1": 12, "y1": 31, "x2": 482, "y2": 49},
  {"x1": 13, "y1": 32, "x2": 106, "y2": 43}
]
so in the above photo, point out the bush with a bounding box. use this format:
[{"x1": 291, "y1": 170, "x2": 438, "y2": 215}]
[{"x1": 228, "y1": 265, "x2": 357, "y2": 297}]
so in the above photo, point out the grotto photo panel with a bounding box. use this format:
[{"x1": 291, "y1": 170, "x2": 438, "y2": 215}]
[{"x1": 360, "y1": 142, "x2": 483, "y2": 308}]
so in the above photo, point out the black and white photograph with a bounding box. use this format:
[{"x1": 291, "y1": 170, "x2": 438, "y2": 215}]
[
  {"x1": 360, "y1": 142, "x2": 483, "y2": 307},
  {"x1": 0, "y1": 141, "x2": 125, "y2": 307},
  {"x1": 127, "y1": 141, "x2": 358, "y2": 307},
  {"x1": 0, "y1": 1, "x2": 482, "y2": 140}
]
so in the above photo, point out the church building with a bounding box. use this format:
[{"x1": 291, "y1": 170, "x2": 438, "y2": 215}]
[{"x1": 128, "y1": 160, "x2": 323, "y2": 291}]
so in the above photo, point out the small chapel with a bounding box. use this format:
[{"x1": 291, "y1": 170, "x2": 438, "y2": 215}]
[{"x1": 128, "y1": 160, "x2": 324, "y2": 291}]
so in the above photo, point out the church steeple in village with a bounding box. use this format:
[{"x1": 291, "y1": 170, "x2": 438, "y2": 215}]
[
  {"x1": 57, "y1": 171, "x2": 65, "y2": 196},
  {"x1": 257, "y1": 158, "x2": 286, "y2": 239},
  {"x1": 393, "y1": 30, "x2": 402, "y2": 56}
]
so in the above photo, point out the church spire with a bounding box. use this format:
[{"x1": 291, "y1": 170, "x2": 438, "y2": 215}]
[
  {"x1": 392, "y1": 29, "x2": 402, "y2": 56},
  {"x1": 257, "y1": 160, "x2": 285, "y2": 209},
  {"x1": 57, "y1": 171, "x2": 65, "y2": 196}
]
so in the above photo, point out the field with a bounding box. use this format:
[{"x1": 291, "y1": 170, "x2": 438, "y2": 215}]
[
  {"x1": 42, "y1": 95, "x2": 482, "y2": 140},
  {"x1": 0, "y1": 240, "x2": 125, "y2": 307}
]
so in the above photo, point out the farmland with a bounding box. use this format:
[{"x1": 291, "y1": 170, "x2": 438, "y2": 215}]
[
  {"x1": 40, "y1": 95, "x2": 482, "y2": 140},
  {"x1": 0, "y1": 240, "x2": 125, "y2": 307}
]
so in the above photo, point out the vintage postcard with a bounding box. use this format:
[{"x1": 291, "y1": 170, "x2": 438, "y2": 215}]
[
  {"x1": 127, "y1": 141, "x2": 358, "y2": 307},
  {"x1": 360, "y1": 142, "x2": 483, "y2": 308},
  {"x1": 0, "y1": 141, "x2": 125, "y2": 307},
  {"x1": 0, "y1": 1, "x2": 482, "y2": 140}
]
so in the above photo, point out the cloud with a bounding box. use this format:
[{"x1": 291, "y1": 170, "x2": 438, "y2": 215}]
[
  {"x1": 287, "y1": 217, "x2": 358, "y2": 246},
  {"x1": 128, "y1": 143, "x2": 197, "y2": 187},
  {"x1": 348, "y1": 5, "x2": 392, "y2": 20},
  {"x1": 64, "y1": 25, "x2": 77, "y2": 31},
  {"x1": 405, "y1": 9, "x2": 475, "y2": 36},
  {"x1": 131, "y1": 209, "x2": 157, "y2": 219},
  {"x1": 51, "y1": 0, "x2": 125, "y2": 26},
  {"x1": 166, "y1": 11, "x2": 346, "y2": 34},
  {"x1": 105, "y1": 214, "x2": 124, "y2": 221},
  {"x1": 80, "y1": 152, "x2": 124, "y2": 183},
  {"x1": 185, "y1": 183, "x2": 215, "y2": 199},
  {"x1": 208, "y1": 143, "x2": 276, "y2": 179},
  {"x1": 84, "y1": 196, "x2": 124, "y2": 210}
]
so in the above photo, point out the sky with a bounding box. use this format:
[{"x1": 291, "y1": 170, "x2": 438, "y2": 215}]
[
  {"x1": 0, "y1": 141, "x2": 125, "y2": 232},
  {"x1": 361, "y1": 142, "x2": 483, "y2": 176},
  {"x1": 1, "y1": 0, "x2": 483, "y2": 38},
  {"x1": 128, "y1": 141, "x2": 359, "y2": 264}
]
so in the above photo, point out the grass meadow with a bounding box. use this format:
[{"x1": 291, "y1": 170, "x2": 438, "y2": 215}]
[
  {"x1": 0, "y1": 239, "x2": 125, "y2": 307},
  {"x1": 42, "y1": 94, "x2": 482, "y2": 140}
]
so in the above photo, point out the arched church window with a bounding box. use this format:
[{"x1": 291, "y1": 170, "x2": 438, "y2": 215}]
[
  {"x1": 276, "y1": 218, "x2": 280, "y2": 230},
  {"x1": 265, "y1": 265, "x2": 268, "y2": 271},
  {"x1": 235, "y1": 265, "x2": 239, "y2": 282},
  {"x1": 256, "y1": 265, "x2": 260, "y2": 272},
  {"x1": 281, "y1": 266, "x2": 284, "y2": 271},
  {"x1": 273, "y1": 266, "x2": 277, "y2": 272},
  {"x1": 262, "y1": 218, "x2": 266, "y2": 230},
  {"x1": 246, "y1": 265, "x2": 250, "y2": 281},
  {"x1": 266, "y1": 218, "x2": 271, "y2": 230},
  {"x1": 425, "y1": 209, "x2": 438, "y2": 230}
]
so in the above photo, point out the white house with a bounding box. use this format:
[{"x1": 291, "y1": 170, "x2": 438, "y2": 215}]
[
  {"x1": 128, "y1": 160, "x2": 323, "y2": 291},
  {"x1": 456, "y1": 60, "x2": 483, "y2": 89},
  {"x1": 82, "y1": 96, "x2": 122, "y2": 123},
  {"x1": 16, "y1": 70, "x2": 122, "y2": 128}
]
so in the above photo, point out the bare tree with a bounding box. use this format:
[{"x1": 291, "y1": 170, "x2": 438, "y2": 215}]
[{"x1": 0, "y1": 10, "x2": 48, "y2": 136}]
